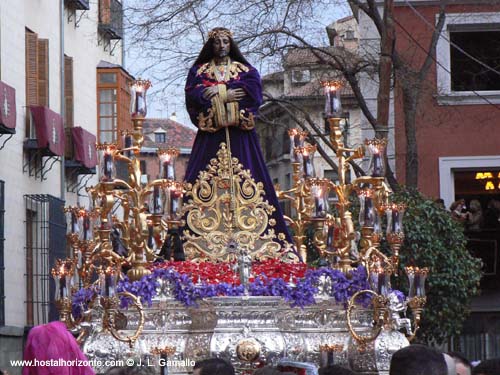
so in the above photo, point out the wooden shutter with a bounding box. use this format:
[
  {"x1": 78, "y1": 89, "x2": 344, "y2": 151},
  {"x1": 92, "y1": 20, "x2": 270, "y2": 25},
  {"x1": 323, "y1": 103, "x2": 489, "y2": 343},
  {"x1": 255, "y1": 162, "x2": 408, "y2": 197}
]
[
  {"x1": 64, "y1": 55, "x2": 74, "y2": 128},
  {"x1": 64, "y1": 56, "x2": 74, "y2": 158},
  {"x1": 25, "y1": 31, "x2": 38, "y2": 107},
  {"x1": 118, "y1": 72, "x2": 132, "y2": 136},
  {"x1": 100, "y1": 0, "x2": 111, "y2": 24},
  {"x1": 37, "y1": 39, "x2": 49, "y2": 107}
]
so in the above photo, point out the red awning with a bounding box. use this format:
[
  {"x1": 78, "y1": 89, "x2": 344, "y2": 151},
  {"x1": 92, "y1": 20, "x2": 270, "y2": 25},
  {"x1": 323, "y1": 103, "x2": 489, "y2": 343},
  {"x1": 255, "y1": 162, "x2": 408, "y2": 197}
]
[
  {"x1": 29, "y1": 106, "x2": 65, "y2": 156},
  {"x1": 72, "y1": 127, "x2": 97, "y2": 169},
  {"x1": 0, "y1": 80, "x2": 16, "y2": 131}
]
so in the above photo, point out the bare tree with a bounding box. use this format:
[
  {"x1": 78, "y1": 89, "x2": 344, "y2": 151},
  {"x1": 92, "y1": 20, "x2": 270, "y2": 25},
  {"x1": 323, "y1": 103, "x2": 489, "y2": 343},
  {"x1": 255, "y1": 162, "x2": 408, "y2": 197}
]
[{"x1": 124, "y1": 0, "x2": 448, "y2": 189}]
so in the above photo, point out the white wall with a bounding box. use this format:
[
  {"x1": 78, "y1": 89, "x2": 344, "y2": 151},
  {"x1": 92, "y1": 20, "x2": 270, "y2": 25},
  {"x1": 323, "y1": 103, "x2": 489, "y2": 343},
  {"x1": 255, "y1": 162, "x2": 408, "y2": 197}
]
[{"x1": 0, "y1": 0, "x2": 122, "y2": 328}]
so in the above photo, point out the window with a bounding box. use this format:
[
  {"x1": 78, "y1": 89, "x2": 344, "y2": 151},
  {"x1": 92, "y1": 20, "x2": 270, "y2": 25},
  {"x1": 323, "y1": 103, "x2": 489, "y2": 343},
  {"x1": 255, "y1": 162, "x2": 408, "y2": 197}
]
[
  {"x1": 155, "y1": 132, "x2": 166, "y2": 143},
  {"x1": 291, "y1": 69, "x2": 311, "y2": 84},
  {"x1": 98, "y1": 89, "x2": 117, "y2": 143},
  {"x1": 344, "y1": 29, "x2": 355, "y2": 40},
  {"x1": 25, "y1": 195, "x2": 66, "y2": 325},
  {"x1": 97, "y1": 67, "x2": 133, "y2": 144},
  {"x1": 140, "y1": 160, "x2": 147, "y2": 174},
  {"x1": 25, "y1": 29, "x2": 49, "y2": 137},
  {"x1": 436, "y1": 12, "x2": 500, "y2": 105},
  {"x1": 450, "y1": 30, "x2": 500, "y2": 92}
]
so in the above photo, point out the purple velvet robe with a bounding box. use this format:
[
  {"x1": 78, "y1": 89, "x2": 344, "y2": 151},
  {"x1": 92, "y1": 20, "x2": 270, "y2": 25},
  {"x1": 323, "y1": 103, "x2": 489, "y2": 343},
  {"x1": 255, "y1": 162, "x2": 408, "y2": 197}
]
[{"x1": 184, "y1": 60, "x2": 293, "y2": 244}]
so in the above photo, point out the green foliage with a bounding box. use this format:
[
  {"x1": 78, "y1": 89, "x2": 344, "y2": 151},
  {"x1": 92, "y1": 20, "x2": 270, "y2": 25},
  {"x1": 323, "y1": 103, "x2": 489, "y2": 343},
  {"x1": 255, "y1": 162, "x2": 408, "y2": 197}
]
[{"x1": 391, "y1": 188, "x2": 482, "y2": 344}]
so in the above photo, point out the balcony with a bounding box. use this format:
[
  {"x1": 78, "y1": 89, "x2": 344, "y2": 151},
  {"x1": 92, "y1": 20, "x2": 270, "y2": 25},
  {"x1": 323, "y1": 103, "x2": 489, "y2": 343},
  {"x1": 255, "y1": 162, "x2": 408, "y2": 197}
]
[
  {"x1": 98, "y1": 0, "x2": 123, "y2": 40},
  {"x1": 65, "y1": 0, "x2": 90, "y2": 10}
]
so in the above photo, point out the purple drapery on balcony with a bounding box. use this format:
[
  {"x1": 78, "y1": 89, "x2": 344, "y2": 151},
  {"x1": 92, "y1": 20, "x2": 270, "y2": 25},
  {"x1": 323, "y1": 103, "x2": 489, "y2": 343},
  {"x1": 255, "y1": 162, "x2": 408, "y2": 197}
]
[
  {"x1": 0, "y1": 80, "x2": 16, "y2": 131},
  {"x1": 72, "y1": 127, "x2": 97, "y2": 169},
  {"x1": 29, "y1": 106, "x2": 65, "y2": 156}
]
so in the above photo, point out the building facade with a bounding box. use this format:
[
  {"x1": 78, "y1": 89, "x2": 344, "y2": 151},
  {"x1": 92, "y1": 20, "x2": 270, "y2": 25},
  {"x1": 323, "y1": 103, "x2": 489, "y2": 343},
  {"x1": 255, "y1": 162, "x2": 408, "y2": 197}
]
[
  {"x1": 139, "y1": 118, "x2": 196, "y2": 183},
  {"x1": 0, "y1": 1, "x2": 125, "y2": 372},
  {"x1": 354, "y1": 0, "x2": 500, "y2": 360},
  {"x1": 257, "y1": 17, "x2": 362, "y2": 216}
]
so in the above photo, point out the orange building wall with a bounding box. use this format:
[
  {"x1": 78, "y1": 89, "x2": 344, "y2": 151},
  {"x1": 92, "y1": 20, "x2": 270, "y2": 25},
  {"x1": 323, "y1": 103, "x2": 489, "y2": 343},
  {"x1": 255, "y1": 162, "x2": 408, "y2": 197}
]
[
  {"x1": 392, "y1": 3, "x2": 500, "y2": 199},
  {"x1": 140, "y1": 154, "x2": 191, "y2": 182}
]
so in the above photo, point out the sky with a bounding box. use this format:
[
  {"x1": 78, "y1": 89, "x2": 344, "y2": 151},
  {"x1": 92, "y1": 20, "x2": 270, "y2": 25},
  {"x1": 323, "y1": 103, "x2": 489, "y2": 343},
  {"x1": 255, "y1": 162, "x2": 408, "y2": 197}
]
[{"x1": 123, "y1": 1, "x2": 352, "y2": 128}]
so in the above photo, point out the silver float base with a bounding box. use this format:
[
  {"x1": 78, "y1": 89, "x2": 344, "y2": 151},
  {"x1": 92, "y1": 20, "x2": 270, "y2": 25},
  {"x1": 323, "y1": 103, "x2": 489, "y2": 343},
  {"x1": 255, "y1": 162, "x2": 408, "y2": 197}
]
[{"x1": 82, "y1": 296, "x2": 409, "y2": 374}]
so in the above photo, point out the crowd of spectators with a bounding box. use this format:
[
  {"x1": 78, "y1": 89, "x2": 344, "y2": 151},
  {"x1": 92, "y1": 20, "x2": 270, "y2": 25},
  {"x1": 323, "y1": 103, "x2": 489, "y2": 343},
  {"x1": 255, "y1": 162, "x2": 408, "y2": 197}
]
[{"x1": 11, "y1": 311, "x2": 500, "y2": 375}]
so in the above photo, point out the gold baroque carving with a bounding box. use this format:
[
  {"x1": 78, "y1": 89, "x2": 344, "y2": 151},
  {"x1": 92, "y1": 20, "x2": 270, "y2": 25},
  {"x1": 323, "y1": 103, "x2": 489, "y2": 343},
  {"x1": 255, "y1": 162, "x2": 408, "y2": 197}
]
[{"x1": 182, "y1": 143, "x2": 295, "y2": 262}]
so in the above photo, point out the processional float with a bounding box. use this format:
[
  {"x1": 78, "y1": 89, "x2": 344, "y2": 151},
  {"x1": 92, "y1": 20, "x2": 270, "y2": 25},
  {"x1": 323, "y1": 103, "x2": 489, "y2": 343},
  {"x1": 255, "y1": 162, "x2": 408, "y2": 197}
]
[{"x1": 52, "y1": 79, "x2": 428, "y2": 374}]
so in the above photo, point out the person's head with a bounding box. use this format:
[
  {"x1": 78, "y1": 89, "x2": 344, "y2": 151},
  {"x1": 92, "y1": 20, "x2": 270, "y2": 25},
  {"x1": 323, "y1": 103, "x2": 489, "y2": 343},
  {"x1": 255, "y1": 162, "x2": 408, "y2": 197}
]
[
  {"x1": 450, "y1": 199, "x2": 466, "y2": 212},
  {"x1": 447, "y1": 351, "x2": 471, "y2": 375},
  {"x1": 22, "y1": 321, "x2": 94, "y2": 375},
  {"x1": 319, "y1": 364, "x2": 356, "y2": 375},
  {"x1": 389, "y1": 344, "x2": 448, "y2": 375},
  {"x1": 193, "y1": 28, "x2": 250, "y2": 66},
  {"x1": 435, "y1": 198, "x2": 445, "y2": 210},
  {"x1": 472, "y1": 358, "x2": 500, "y2": 375},
  {"x1": 210, "y1": 28, "x2": 231, "y2": 59},
  {"x1": 469, "y1": 200, "x2": 481, "y2": 213},
  {"x1": 193, "y1": 358, "x2": 235, "y2": 375}
]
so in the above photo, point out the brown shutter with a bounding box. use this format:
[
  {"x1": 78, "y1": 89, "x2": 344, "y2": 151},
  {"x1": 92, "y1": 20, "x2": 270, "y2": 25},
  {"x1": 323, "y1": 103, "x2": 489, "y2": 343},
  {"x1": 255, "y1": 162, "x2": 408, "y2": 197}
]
[
  {"x1": 64, "y1": 55, "x2": 74, "y2": 158},
  {"x1": 64, "y1": 55, "x2": 74, "y2": 128},
  {"x1": 37, "y1": 39, "x2": 49, "y2": 107},
  {"x1": 119, "y1": 73, "x2": 132, "y2": 134},
  {"x1": 25, "y1": 31, "x2": 38, "y2": 107},
  {"x1": 100, "y1": 0, "x2": 111, "y2": 24}
]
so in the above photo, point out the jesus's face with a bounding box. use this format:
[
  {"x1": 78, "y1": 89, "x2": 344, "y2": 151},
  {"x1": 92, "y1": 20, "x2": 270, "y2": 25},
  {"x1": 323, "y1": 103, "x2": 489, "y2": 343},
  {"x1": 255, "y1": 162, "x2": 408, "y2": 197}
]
[{"x1": 213, "y1": 36, "x2": 230, "y2": 59}]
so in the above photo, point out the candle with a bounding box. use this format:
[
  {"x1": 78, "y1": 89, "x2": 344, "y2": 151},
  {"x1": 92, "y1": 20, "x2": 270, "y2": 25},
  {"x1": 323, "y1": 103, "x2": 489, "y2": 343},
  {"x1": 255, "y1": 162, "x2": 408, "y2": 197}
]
[
  {"x1": 147, "y1": 222, "x2": 155, "y2": 251},
  {"x1": 406, "y1": 267, "x2": 416, "y2": 298},
  {"x1": 124, "y1": 134, "x2": 133, "y2": 158},
  {"x1": 101, "y1": 270, "x2": 117, "y2": 297},
  {"x1": 392, "y1": 209, "x2": 400, "y2": 232},
  {"x1": 82, "y1": 216, "x2": 91, "y2": 241},
  {"x1": 162, "y1": 159, "x2": 175, "y2": 180},
  {"x1": 416, "y1": 268, "x2": 428, "y2": 297},
  {"x1": 326, "y1": 225, "x2": 335, "y2": 249},
  {"x1": 303, "y1": 152, "x2": 315, "y2": 177},
  {"x1": 365, "y1": 195, "x2": 374, "y2": 226},
  {"x1": 378, "y1": 271, "x2": 389, "y2": 296},
  {"x1": 152, "y1": 185, "x2": 163, "y2": 215},
  {"x1": 71, "y1": 211, "x2": 79, "y2": 234},
  {"x1": 160, "y1": 354, "x2": 168, "y2": 375},
  {"x1": 76, "y1": 250, "x2": 83, "y2": 269},
  {"x1": 59, "y1": 272, "x2": 67, "y2": 300},
  {"x1": 413, "y1": 272, "x2": 420, "y2": 298},
  {"x1": 103, "y1": 152, "x2": 113, "y2": 180},
  {"x1": 169, "y1": 189, "x2": 181, "y2": 219},
  {"x1": 313, "y1": 186, "x2": 327, "y2": 218},
  {"x1": 323, "y1": 82, "x2": 342, "y2": 117},
  {"x1": 372, "y1": 150, "x2": 383, "y2": 177}
]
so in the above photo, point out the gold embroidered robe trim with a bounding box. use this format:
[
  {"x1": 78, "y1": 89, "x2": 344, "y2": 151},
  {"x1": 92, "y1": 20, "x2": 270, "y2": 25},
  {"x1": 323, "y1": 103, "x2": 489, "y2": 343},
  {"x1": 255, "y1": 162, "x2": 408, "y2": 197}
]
[{"x1": 196, "y1": 58, "x2": 251, "y2": 132}]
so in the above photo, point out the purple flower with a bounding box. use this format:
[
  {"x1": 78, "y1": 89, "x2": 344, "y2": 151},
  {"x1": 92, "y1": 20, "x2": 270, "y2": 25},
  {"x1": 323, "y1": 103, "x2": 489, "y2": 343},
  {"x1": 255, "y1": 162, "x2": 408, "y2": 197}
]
[{"x1": 72, "y1": 265, "x2": 374, "y2": 312}]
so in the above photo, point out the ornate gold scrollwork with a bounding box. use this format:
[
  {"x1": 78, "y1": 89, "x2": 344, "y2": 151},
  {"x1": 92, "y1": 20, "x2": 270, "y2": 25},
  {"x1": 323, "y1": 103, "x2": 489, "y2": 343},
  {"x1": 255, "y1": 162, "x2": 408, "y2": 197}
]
[
  {"x1": 103, "y1": 291, "x2": 145, "y2": 348},
  {"x1": 346, "y1": 290, "x2": 387, "y2": 348},
  {"x1": 182, "y1": 143, "x2": 295, "y2": 262}
]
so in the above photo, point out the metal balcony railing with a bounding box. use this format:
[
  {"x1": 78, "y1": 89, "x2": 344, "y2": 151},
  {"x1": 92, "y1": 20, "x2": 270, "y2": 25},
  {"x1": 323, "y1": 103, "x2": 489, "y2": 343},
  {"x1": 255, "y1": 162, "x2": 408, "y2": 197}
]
[
  {"x1": 65, "y1": 0, "x2": 90, "y2": 10},
  {"x1": 98, "y1": 0, "x2": 123, "y2": 40}
]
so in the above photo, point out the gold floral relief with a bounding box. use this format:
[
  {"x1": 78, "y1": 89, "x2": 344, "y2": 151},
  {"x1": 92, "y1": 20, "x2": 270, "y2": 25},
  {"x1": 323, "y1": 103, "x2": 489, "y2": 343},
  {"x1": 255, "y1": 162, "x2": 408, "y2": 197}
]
[{"x1": 181, "y1": 142, "x2": 294, "y2": 262}]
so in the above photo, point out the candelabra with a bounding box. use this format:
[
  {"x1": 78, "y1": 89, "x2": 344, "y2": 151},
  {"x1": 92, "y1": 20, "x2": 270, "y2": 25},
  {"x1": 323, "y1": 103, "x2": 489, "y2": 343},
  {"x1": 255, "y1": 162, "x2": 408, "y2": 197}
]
[
  {"x1": 277, "y1": 80, "x2": 427, "y2": 347},
  {"x1": 52, "y1": 78, "x2": 184, "y2": 347},
  {"x1": 151, "y1": 346, "x2": 177, "y2": 375}
]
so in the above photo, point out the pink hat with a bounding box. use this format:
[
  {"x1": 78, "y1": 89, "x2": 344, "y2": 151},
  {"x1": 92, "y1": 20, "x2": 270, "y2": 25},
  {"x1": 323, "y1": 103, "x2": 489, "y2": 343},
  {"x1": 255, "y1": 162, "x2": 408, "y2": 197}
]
[{"x1": 22, "y1": 321, "x2": 95, "y2": 375}]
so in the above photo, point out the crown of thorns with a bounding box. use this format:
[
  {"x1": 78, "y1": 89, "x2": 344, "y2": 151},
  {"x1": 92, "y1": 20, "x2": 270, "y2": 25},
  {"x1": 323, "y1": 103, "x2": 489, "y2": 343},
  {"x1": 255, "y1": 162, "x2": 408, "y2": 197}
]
[{"x1": 208, "y1": 29, "x2": 233, "y2": 39}]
